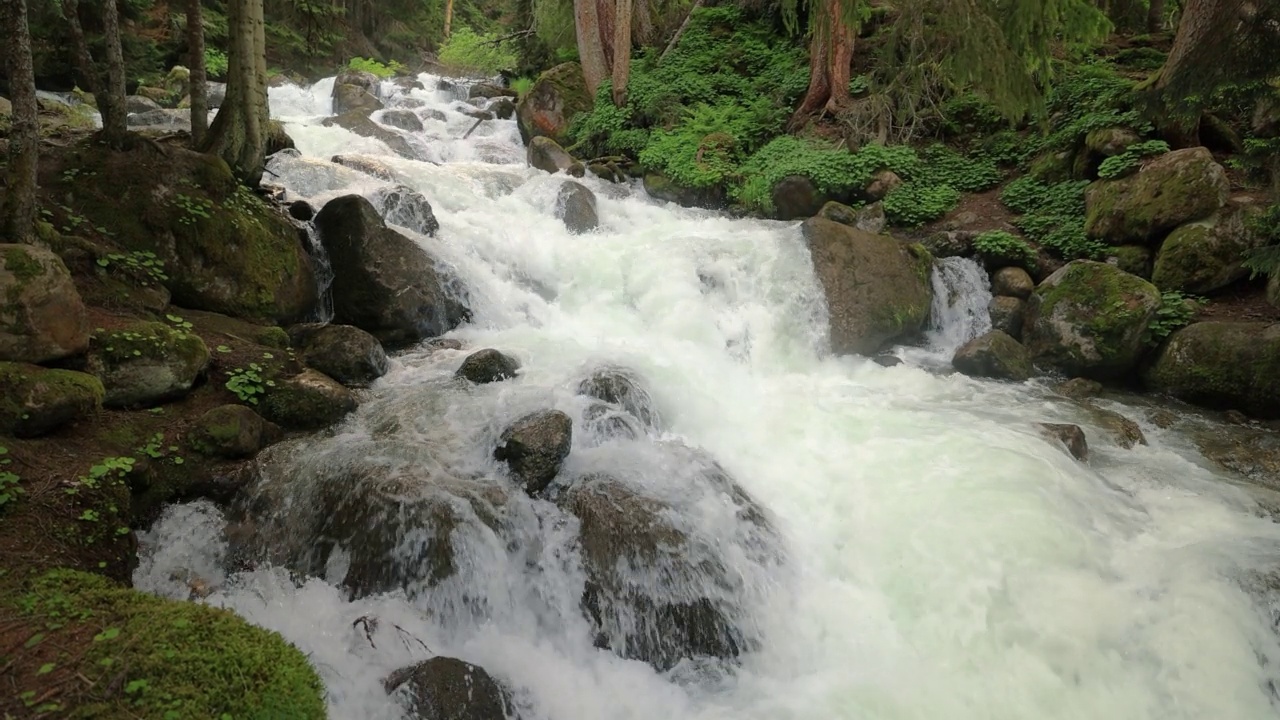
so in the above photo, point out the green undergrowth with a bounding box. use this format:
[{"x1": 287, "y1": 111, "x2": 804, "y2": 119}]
[{"x1": 1000, "y1": 176, "x2": 1107, "y2": 260}]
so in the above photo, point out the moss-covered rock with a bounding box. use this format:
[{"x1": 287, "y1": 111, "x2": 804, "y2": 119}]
[
  {"x1": 0, "y1": 362, "x2": 103, "y2": 437},
  {"x1": 771, "y1": 175, "x2": 829, "y2": 221},
  {"x1": 290, "y1": 323, "x2": 389, "y2": 387},
  {"x1": 516, "y1": 62, "x2": 592, "y2": 146},
  {"x1": 1084, "y1": 147, "x2": 1228, "y2": 245},
  {"x1": 1028, "y1": 150, "x2": 1074, "y2": 183},
  {"x1": 528, "y1": 135, "x2": 584, "y2": 176},
  {"x1": 87, "y1": 322, "x2": 210, "y2": 408},
  {"x1": 951, "y1": 330, "x2": 1033, "y2": 381},
  {"x1": 988, "y1": 296, "x2": 1026, "y2": 340},
  {"x1": 189, "y1": 404, "x2": 276, "y2": 459},
  {"x1": 1151, "y1": 205, "x2": 1265, "y2": 294},
  {"x1": 1105, "y1": 245, "x2": 1153, "y2": 279},
  {"x1": 1023, "y1": 260, "x2": 1161, "y2": 380},
  {"x1": 801, "y1": 218, "x2": 934, "y2": 356},
  {"x1": 2, "y1": 569, "x2": 326, "y2": 719},
  {"x1": 1078, "y1": 126, "x2": 1140, "y2": 177},
  {"x1": 0, "y1": 244, "x2": 91, "y2": 363},
  {"x1": 259, "y1": 368, "x2": 357, "y2": 430},
  {"x1": 642, "y1": 172, "x2": 725, "y2": 209},
  {"x1": 991, "y1": 266, "x2": 1034, "y2": 299},
  {"x1": 49, "y1": 143, "x2": 316, "y2": 322},
  {"x1": 1143, "y1": 321, "x2": 1280, "y2": 418}
]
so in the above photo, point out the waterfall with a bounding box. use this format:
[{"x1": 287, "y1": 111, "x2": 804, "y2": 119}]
[{"x1": 132, "y1": 73, "x2": 1280, "y2": 720}]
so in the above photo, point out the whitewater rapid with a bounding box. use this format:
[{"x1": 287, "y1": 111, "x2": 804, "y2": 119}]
[{"x1": 134, "y1": 74, "x2": 1280, "y2": 720}]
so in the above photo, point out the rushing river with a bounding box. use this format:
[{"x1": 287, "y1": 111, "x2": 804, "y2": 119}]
[{"x1": 133, "y1": 74, "x2": 1280, "y2": 719}]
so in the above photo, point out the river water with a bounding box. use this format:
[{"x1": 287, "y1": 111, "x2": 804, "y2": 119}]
[{"x1": 133, "y1": 75, "x2": 1280, "y2": 719}]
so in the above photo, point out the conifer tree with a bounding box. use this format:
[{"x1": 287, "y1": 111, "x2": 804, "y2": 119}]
[
  {"x1": 203, "y1": 0, "x2": 270, "y2": 185},
  {"x1": 1, "y1": 0, "x2": 38, "y2": 243}
]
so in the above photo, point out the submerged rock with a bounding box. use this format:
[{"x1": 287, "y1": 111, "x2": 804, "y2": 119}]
[
  {"x1": 1082, "y1": 402, "x2": 1147, "y2": 449},
  {"x1": 322, "y1": 111, "x2": 418, "y2": 160},
  {"x1": 374, "y1": 184, "x2": 441, "y2": 237},
  {"x1": 0, "y1": 244, "x2": 91, "y2": 363},
  {"x1": 1038, "y1": 422, "x2": 1089, "y2": 461},
  {"x1": 577, "y1": 367, "x2": 660, "y2": 430},
  {"x1": 456, "y1": 349, "x2": 520, "y2": 384},
  {"x1": 1084, "y1": 147, "x2": 1228, "y2": 244},
  {"x1": 379, "y1": 109, "x2": 423, "y2": 133},
  {"x1": 1055, "y1": 377, "x2": 1103, "y2": 399},
  {"x1": 516, "y1": 62, "x2": 592, "y2": 145},
  {"x1": 0, "y1": 362, "x2": 103, "y2": 437},
  {"x1": 1143, "y1": 321, "x2": 1280, "y2": 418},
  {"x1": 385, "y1": 657, "x2": 513, "y2": 720},
  {"x1": 315, "y1": 194, "x2": 468, "y2": 348},
  {"x1": 556, "y1": 180, "x2": 598, "y2": 234},
  {"x1": 951, "y1": 330, "x2": 1033, "y2": 381},
  {"x1": 494, "y1": 409, "x2": 573, "y2": 495},
  {"x1": 87, "y1": 322, "x2": 210, "y2": 408},
  {"x1": 801, "y1": 218, "x2": 934, "y2": 356}
]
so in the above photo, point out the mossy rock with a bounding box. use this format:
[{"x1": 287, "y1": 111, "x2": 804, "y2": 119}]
[
  {"x1": 1083, "y1": 147, "x2": 1228, "y2": 245},
  {"x1": 0, "y1": 244, "x2": 91, "y2": 364},
  {"x1": 0, "y1": 362, "x2": 103, "y2": 437},
  {"x1": 1023, "y1": 260, "x2": 1161, "y2": 380},
  {"x1": 1143, "y1": 321, "x2": 1280, "y2": 418},
  {"x1": 515, "y1": 62, "x2": 592, "y2": 146},
  {"x1": 1105, "y1": 245, "x2": 1153, "y2": 279},
  {"x1": 801, "y1": 218, "x2": 934, "y2": 355},
  {"x1": 189, "y1": 404, "x2": 276, "y2": 459},
  {"x1": 259, "y1": 368, "x2": 357, "y2": 430},
  {"x1": 642, "y1": 172, "x2": 725, "y2": 209},
  {"x1": 951, "y1": 330, "x2": 1033, "y2": 381},
  {"x1": 49, "y1": 142, "x2": 316, "y2": 322},
  {"x1": 2, "y1": 569, "x2": 326, "y2": 719},
  {"x1": 1151, "y1": 205, "x2": 1265, "y2": 294},
  {"x1": 87, "y1": 322, "x2": 210, "y2": 408}
]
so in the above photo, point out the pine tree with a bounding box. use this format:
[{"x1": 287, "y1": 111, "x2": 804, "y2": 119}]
[
  {"x1": 203, "y1": 0, "x2": 270, "y2": 185},
  {"x1": 188, "y1": 0, "x2": 209, "y2": 146},
  {"x1": 60, "y1": 0, "x2": 128, "y2": 150},
  {"x1": 2, "y1": 0, "x2": 38, "y2": 243}
]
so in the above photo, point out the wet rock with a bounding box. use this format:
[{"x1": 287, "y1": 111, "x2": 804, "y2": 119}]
[
  {"x1": 315, "y1": 194, "x2": 468, "y2": 347},
  {"x1": 991, "y1": 266, "x2": 1034, "y2": 299},
  {"x1": 1023, "y1": 260, "x2": 1161, "y2": 380},
  {"x1": 427, "y1": 337, "x2": 464, "y2": 352},
  {"x1": 379, "y1": 109, "x2": 423, "y2": 133},
  {"x1": 456, "y1": 349, "x2": 520, "y2": 384},
  {"x1": 581, "y1": 401, "x2": 643, "y2": 442},
  {"x1": 577, "y1": 367, "x2": 659, "y2": 429},
  {"x1": 527, "y1": 135, "x2": 584, "y2": 176},
  {"x1": 265, "y1": 120, "x2": 295, "y2": 156},
  {"x1": 1151, "y1": 203, "x2": 1266, "y2": 294},
  {"x1": 1192, "y1": 424, "x2": 1280, "y2": 490},
  {"x1": 322, "y1": 111, "x2": 417, "y2": 160},
  {"x1": 259, "y1": 369, "x2": 357, "y2": 430},
  {"x1": 127, "y1": 108, "x2": 191, "y2": 131},
  {"x1": 374, "y1": 185, "x2": 441, "y2": 237},
  {"x1": 188, "y1": 404, "x2": 275, "y2": 459},
  {"x1": 642, "y1": 172, "x2": 724, "y2": 209},
  {"x1": 385, "y1": 657, "x2": 513, "y2": 720},
  {"x1": 0, "y1": 363, "x2": 103, "y2": 437},
  {"x1": 0, "y1": 244, "x2": 91, "y2": 363},
  {"x1": 126, "y1": 95, "x2": 162, "y2": 114},
  {"x1": 1143, "y1": 321, "x2": 1280, "y2": 419},
  {"x1": 291, "y1": 324, "x2": 389, "y2": 387},
  {"x1": 462, "y1": 108, "x2": 493, "y2": 121},
  {"x1": 987, "y1": 296, "x2": 1026, "y2": 340},
  {"x1": 853, "y1": 201, "x2": 887, "y2": 234},
  {"x1": 332, "y1": 153, "x2": 397, "y2": 181},
  {"x1": 951, "y1": 330, "x2": 1033, "y2": 381},
  {"x1": 801, "y1": 218, "x2": 934, "y2": 356},
  {"x1": 393, "y1": 76, "x2": 425, "y2": 92},
  {"x1": 516, "y1": 62, "x2": 592, "y2": 145},
  {"x1": 491, "y1": 97, "x2": 516, "y2": 120},
  {"x1": 872, "y1": 354, "x2": 902, "y2": 367},
  {"x1": 288, "y1": 200, "x2": 315, "y2": 222},
  {"x1": 771, "y1": 175, "x2": 828, "y2": 221},
  {"x1": 1055, "y1": 377, "x2": 1103, "y2": 399},
  {"x1": 87, "y1": 322, "x2": 210, "y2": 408},
  {"x1": 1105, "y1": 245, "x2": 1153, "y2": 279},
  {"x1": 494, "y1": 409, "x2": 573, "y2": 495},
  {"x1": 1038, "y1": 422, "x2": 1089, "y2": 461},
  {"x1": 469, "y1": 83, "x2": 518, "y2": 100},
  {"x1": 556, "y1": 181, "x2": 598, "y2": 234},
  {"x1": 1084, "y1": 147, "x2": 1229, "y2": 245},
  {"x1": 332, "y1": 73, "x2": 383, "y2": 115},
  {"x1": 1083, "y1": 402, "x2": 1147, "y2": 449}
]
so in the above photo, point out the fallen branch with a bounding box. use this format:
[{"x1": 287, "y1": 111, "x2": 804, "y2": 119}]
[
  {"x1": 659, "y1": 0, "x2": 705, "y2": 64},
  {"x1": 462, "y1": 117, "x2": 485, "y2": 139}
]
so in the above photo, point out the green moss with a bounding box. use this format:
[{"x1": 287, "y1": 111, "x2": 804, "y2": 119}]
[
  {"x1": 4, "y1": 247, "x2": 43, "y2": 282},
  {"x1": 1144, "y1": 322, "x2": 1280, "y2": 417},
  {"x1": 6, "y1": 570, "x2": 326, "y2": 720},
  {"x1": 93, "y1": 322, "x2": 206, "y2": 367},
  {"x1": 0, "y1": 363, "x2": 104, "y2": 436}
]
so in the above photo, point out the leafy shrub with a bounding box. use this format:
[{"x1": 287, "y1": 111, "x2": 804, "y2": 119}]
[
  {"x1": 203, "y1": 48, "x2": 228, "y2": 79},
  {"x1": 438, "y1": 26, "x2": 519, "y2": 75},
  {"x1": 973, "y1": 230, "x2": 1037, "y2": 266},
  {"x1": 1243, "y1": 204, "x2": 1280, "y2": 279},
  {"x1": 1000, "y1": 177, "x2": 1107, "y2": 260},
  {"x1": 510, "y1": 76, "x2": 535, "y2": 95},
  {"x1": 1041, "y1": 65, "x2": 1149, "y2": 151},
  {"x1": 734, "y1": 137, "x2": 917, "y2": 212},
  {"x1": 1143, "y1": 291, "x2": 1204, "y2": 345},
  {"x1": 347, "y1": 56, "x2": 404, "y2": 79},
  {"x1": 882, "y1": 183, "x2": 962, "y2": 227},
  {"x1": 1096, "y1": 139, "x2": 1169, "y2": 179}
]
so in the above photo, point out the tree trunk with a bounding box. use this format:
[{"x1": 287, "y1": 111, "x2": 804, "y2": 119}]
[
  {"x1": 611, "y1": 0, "x2": 632, "y2": 106},
  {"x1": 202, "y1": 0, "x2": 268, "y2": 185},
  {"x1": 1148, "y1": 0, "x2": 1225, "y2": 144},
  {"x1": 788, "y1": 0, "x2": 855, "y2": 130},
  {"x1": 2, "y1": 0, "x2": 38, "y2": 244},
  {"x1": 188, "y1": 0, "x2": 208, "y2": 146},
  {"x1": 1146, "y1": 0, "x2": 1165, "y2": 31},
  {"x1": 61, "y1": 0, "x2": 99, "y2": 96},
  {"x1": 632, "y1": 0, "x2": 653, "y2": 45},
  {"x1": 597, "y1": 0, "x2": 617, "y2": 68},
  {"x1": 444, "y1": 0, "x2": 454, "y2": 37},
  {"x1": 99, "y1": 0, "x2": 128, "y2": 149},
  {"x1": 574, "y1": 0, "x2": 609, "y2": 97}
]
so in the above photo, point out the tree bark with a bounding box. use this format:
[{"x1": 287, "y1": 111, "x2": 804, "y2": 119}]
[
  {"x1": 444, "y1": 0, "x2": 455, "y2": 37},
  {"x1": 1148, "y1": 0, "x2": 1224, "y2": 144},
  {"x1": 611, "y1": 0, "x2": 632, "y2": 106},
  {"x1": 61, "y1": 0, "x2": 98, "y2": 96},
  {"x1": 188, "y1": 0, "x2": 208, "y2": 146},
  {"x1": 202, "y1": 0, "x2": 269, "y2": 185},
  {"x1": 99, "y1": 0, "x2": 128, "y2": 149},
  {"x1": 788, "y1": 0, "x2": 855, "y2": 130},
  {"x1": 632, "y1": 0, "x2": 653, "y2": 45},
  {"x1": 1146, "y1": 0, "x2": 1165, "y2": 31},
  {"x1": 574, "y1": 0, "x2": 609, "y2": 97},
  {"x1": 2, "y1": 0, "x2": 38, "y2": 244}
]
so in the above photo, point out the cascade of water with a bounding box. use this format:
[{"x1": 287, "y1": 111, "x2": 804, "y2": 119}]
[{"x1": 136, "y1": 73, "x2": 1280, "y2": 720}]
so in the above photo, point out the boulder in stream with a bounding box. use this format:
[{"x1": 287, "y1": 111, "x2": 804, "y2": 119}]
[
  {"x1": 379, "y1": 109, "x2": 423, "y2": 133},
  {"x1": 556, "y1": 180, "x2": 598, "y2": 234},
  {"x1": 528, "y1": 136, "x2": 584, "y2": 176},
  {"x1": 374, "y1": 185, "x2": 441, "y2": 237},
  {"x1": 315, "y1": 194, "x2": 469, "y2": 348},
  {"x1": 516, "y1": 62, "x2": 592, "y2": 145},
  {"x1": 991, "y1": 266, "x2": 1034, "y2": 299},
  {"x1": 385, "y1": 657, "x2": 513, "y2": 720},
  {"x1": 469, "y1": 82, "x2": 518, "y2": 100},
  {"x1": 290, "y1": 323, "x2": 389, "y2": 387},
  {"x1": 494, "y1": 409, "x2": 573, "y2": 495},
  {"x1": 1143, "y1": 321, "x2": 1280, "y2": 419},
  {"x1": 0, "y1": 244, "x2": 91, "y2": 363},
  {"x1": 1038, "y1": 422, "x2": 1089, "y2": 461},
  {"x1": 987, "y1": 296, "x2": 1026, "y2": 340},
  {"x1": 259, "y1": 369, "x2": 358, "y2": 430},
  {"x1": 577, "y1": 366, "x2": 660, "y2": 430},
  {"x1": 951, "y1": 330, "x2": 1033, "y2": 381},
  {"x1": 188, "y1": 404, "x2": 277, "y2": 459},
  {"x1": 456, "y1": 349, "x2": 520, "y2": 384},
  {"x1": 322, "y1": 111, "x2": 418, "y2": 160}
]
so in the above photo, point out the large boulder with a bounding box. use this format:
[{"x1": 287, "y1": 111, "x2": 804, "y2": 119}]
[
  {"x1": 56, "y1": 145, "x2": 316, "y2": 322},
  {"x1": 1151, "y1": 204, "x2": 1265, "y2": 294},
  {"x1": 332, "y1": 71, "x2": 383, "y2": 115},
  {"x1": 1105, "y1": 245, "x2": 1153, "y2": 279},
  {"x1": 991, "y1": 266, "x2": 1034, "y2": 299},
  {"x1": 322, "y1": 111, "x2": 417, "y2": 160},
  {"x1": 126, "y1": 95, "x2": 162, "y2": 114},
  {"x1": 951, "y1": 330, "x2": 1033, "y2": 381},
  {"x1": 1143, "y1": 321, "x2": 1280, "y2": 418},
  {"x1": 987, "y1": 296, "x2": 1026, "y2": 340},
  {"x1": 334, "y1": 69, "x2": 380, "y2": 95},
  {"x1": 469, "y1": 83, "x2": 518, "y2": 100},
  {"x1": 801, "y1": 218, "x2": 934, "y2": 355},
  {"x1": 0, "y1": 363, "x2": 103, "y2": 437},
  {"x1": 290, "y1": 323, "x2": 389, "y2": 387},
  {"x1": 494, "y1": 409, "x2": 573, "y2": 495},
  {"x1": 527, "y1": 136, "x2": 584, "y2": 176},
  {"x1": 0, "y1": 244, "x2": 91, "y2": 363},
  {"x1": 87, "y1": 322, "x2": 210, "y2": 407},
  {"x1": 385, "y1": 657, "x2": 512, "y2": 720},
  {"x1": 1023, "y1": 261, "x2": 1161, "y2": 380},
  {"x1": 259, "y1": 368, "x2": 357, "y2": 430},
  {"x1": 379, "y1": 109, "x2": 423, "y2": 132},
  {"x1": 315, "y1": 195, "x2": 469, "y2": 348},
  {"x1": 516, "y1": 62, "x2": 592, "y2": 145},
  {"x1": 373, "y1": 185, "x2": 441, "y2": 237},
  {"x1": 1084, "y1": 147, "x2": 1229, "y2": 244},
  {"x1": 188, "y1": 404, "x2": 276, "y2": 459},
  {"x1": 556, "y1": 180, "x2": 598, "y2": 234},
  {"x1": 771, "y1": 175, "x2": 828, "y2": 221},
  {"x1": 642, "y1": 172, "x2": 724, "y2": 209},
  {"x1": 456, "y1": 349, "x2": 519, "y2": 384}
]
